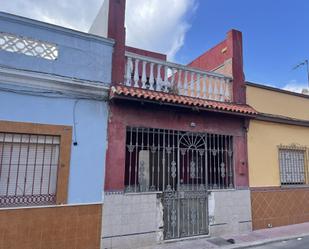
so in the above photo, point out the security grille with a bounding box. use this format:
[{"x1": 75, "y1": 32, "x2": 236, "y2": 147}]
[
  {"x1": 279, "y1": 146, "x2": 308, "y2": 185},
  {"x1": 0, "y1": 133, "x2": 60, "y2": 207},
  {"x1": 125, "y1": 127, "x2": 234, "y2": 192},
  {"x1": 125, "y1": 127, "x2": 234, "y2": 239}
]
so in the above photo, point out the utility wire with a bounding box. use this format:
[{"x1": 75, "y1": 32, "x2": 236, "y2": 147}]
[{"x1": 0, "y1": 85, "x2": 105, "y2": 101}]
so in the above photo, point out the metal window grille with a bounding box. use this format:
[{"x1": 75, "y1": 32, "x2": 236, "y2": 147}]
[
  {"x1": 125, "y1": 127, "x2": 234, "y2": 192},
  {"x1": 0, "y1": 133, "x2": 60, "y2": 207},
  {"x1": 278, "y1": 146, "x2": 308, "y2": 185}
]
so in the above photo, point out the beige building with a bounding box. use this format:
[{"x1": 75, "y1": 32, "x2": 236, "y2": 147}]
[{"x1": 246, "y1": 82, "x2": 309, "y2": 230}]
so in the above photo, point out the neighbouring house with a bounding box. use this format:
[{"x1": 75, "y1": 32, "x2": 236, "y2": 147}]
[
  {"x1": 0, "y1": 12, "x2": 114, "y2": 249},
  {"x1": 246, "y1": 82, "x2": 309, "y2": 230},
  {"x1": 90, "y1": 1, "x2": 257, "y2": 248}
]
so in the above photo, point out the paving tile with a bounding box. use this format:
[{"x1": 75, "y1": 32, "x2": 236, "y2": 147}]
[{"x1": 142, "y1": 222, "x2": 309, "y2": 249}]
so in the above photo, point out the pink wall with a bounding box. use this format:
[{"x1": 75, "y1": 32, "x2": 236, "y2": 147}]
[
  {"x1": 125, "y1": 46, "x2": 166, "y2": 80},
  {"x1": 188, "y1": 40, "x2": 227, "y2": 72},
  {"x1": 187, "y1": 30, "x2": 246, "y2": 104},
  {"x1": 126, "y1": 46, "x2": 167, "y2": 61},
  {"x1": 105, "y1": 101, "x2": 249, "y2": 191},
  {"x1": 105, "y1": 0, "x2": 250, "y2": 192},
  {"x1": 108, "y1": 0, "x2": 126, "y2": 85}
]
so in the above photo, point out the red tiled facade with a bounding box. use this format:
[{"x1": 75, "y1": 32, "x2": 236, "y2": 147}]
[{"x1": 104, "y1": 100, "x2": 252, "y2": 191}]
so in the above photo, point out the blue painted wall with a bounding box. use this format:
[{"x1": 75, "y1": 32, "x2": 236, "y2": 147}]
[
  {"x1": 0, "y1": 13, "x2": 114, "y2": 204},
  {"x1": 0, "y1": 90, "x2": 108, "y2": 204},
  {"x1": 0, "y1": 12, "x2": 114, "y2": 83}
]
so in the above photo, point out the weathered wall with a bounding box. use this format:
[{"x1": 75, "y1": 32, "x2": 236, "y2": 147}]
[
  {"x1": 188, "y1": 29, "x2": 245, "y2": 104},
  {"x1": 105, "y1": 101, "x2": 249, "y2": 191},
  {"x1": 0, "y1": 12, "x2": 114, "y2": 83},
  {"x1": 251, "y1": 188, "x2": 309, "y2": 230},
  {"x1": 125, "y1": 46, "x2": 167, "y2": 60},
  {"x1": 107, "y1": 0, "x2": 126, "y2": 84},
  {"x1": 188, "y1": 40, "x2": 228, "y2": 73},
  {"x1": 102, "y1": 190, "x2": 251, "y2": 249},
  {"x1": 0, "y1": 12, "x2": 113, "y2": 204},
  {"x1": 0, "y1": 90, "x2": 109, "y2": 204},
  {"x1": 102, "y1": 193, "x2": 161, "y2": 249},
  {"x1": 0, "y1": 204, "x2": 102, "y2": 249},
  {"x1": 209, "y1": 189, "x2": 252, "y2": 236},
  {"x1": 246, "y1": 84, "x2": 309, "y2": 120}
]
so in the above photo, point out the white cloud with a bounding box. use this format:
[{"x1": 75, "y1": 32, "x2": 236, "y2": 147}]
[
  {"x1": 0, "y1": 0, "x2": 196, "y2": 61},
  {"x1": 125, "y1": 0, "x2": 196, "y2": 61},
  {"x1": 0, "y1": 0, "x2": 104, "y2": 32},
  {"x1": 283, "y1": 80, "x2": 308, "y2": 93}
]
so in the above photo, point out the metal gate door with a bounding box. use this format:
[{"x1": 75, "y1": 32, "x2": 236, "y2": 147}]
[
  {"x1": 163, "y1": 132, "x2": 209, "y2": 240},
  {"x1": 163, "y1": 186, "x2": 208, "y2": 239},
  {"x1": 124, "y1": 128, "x2": 234, "y2": 240}
]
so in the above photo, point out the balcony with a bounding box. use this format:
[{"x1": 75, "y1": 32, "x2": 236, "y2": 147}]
[{"x1": 124, "y1": 51, "x2": 233, "y2": 102}]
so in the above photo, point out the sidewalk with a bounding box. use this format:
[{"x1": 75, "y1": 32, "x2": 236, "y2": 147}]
[{"x1": 146, "y1": 222, "x2": 309, "y2": 249}]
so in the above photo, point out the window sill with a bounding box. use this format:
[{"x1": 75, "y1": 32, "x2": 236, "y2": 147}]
[
  {"x1": 124, "y1": 191, "x2": 162, "y2": 196},
  {"x1": 0, "y1": 202, "x2": 103, "y2": 211},
  {"x1": 280, "y1": 184, "x2": 309, "y2": 189},
  {"x1": 208, "y1": 188, "x2": 236, "y2": 192}
]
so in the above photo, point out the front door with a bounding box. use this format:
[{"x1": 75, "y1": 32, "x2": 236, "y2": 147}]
[
  {"x1": 124, "y1": 128, "x2": 234, "y2": 240},
  {"x1": 163, "y1": 132, "x2": 208, "y2": 239}
]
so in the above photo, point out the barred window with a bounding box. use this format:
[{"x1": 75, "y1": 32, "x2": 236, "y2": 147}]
[
  {"x1": 279, "y1": 146, "x2": 308, "y2": 185},
  {"x1": 124, "y1": 127, "x2": 234, "y2": 192},
  {"x1": 0, "y1": 133, "x2": 60, "y2": 207}
]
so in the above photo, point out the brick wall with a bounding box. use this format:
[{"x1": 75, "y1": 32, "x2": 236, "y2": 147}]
[
  {"x1": 251, "y1": 188, "x2": 309, "y2": 230},
  {"x1": 0, "y1": 204, "x2": 102, "y2": 249}
]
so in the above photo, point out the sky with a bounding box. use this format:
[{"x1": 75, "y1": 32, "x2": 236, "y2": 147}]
[{"x1": 1, "y1": 0, "x2": 309, "y2": 92}]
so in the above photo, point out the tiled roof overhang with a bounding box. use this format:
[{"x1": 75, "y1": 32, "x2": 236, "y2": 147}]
[{"x1": 110, "y1": 85, "x2": 258, "y2": 117}]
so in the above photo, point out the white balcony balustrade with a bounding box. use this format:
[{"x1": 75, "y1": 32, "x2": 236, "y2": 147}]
[{"x1": 124, "y1": 52, "x2": 233, "y2": 102}]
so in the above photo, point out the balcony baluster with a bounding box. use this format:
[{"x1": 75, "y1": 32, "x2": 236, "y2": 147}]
[{"x1": 124, "y1": 52, "x2": 233, "y2": 102}]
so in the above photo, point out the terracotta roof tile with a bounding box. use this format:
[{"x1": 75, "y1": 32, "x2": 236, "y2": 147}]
[{"x1": 110, "y1": 85, "x2": 257, "y2": 115}]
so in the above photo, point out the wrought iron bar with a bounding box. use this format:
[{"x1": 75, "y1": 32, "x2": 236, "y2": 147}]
[
  {"x1": 125, "y1": 128, "x2": 234, "y2": 192},
  {"x1": 14, "y1": 134, "x2": 22, "y2": 196},
  {"x1": 278, "y1": 145, "x2": 307, "y2": 185},
  {"x1": 0, "y1": 133, "x2": 60, "y2": 207}
]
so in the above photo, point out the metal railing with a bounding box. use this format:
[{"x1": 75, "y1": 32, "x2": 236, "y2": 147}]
[
  {"x1": 278, "y1": 145, "x2": 308, "y2": 185},
  {"x1": 124, "y1": 52, "x2": 233, "y2": 102},
  {"x1": 124, "y1": 127, "x2": 234, "y2": 192},
  {"x1": 0, "y1": 133, "x2": 60, "y2": 207}
]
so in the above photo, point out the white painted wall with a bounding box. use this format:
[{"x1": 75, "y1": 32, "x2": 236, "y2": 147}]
[{"x1": 89, "y1": 0, "x2": 109, "y2": 38}]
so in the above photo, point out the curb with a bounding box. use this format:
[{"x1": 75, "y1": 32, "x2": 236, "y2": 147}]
[{"x1": 222, "y1": 232, "x2": 309, "y2": 248}]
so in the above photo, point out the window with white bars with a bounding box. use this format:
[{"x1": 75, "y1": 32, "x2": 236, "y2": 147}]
[
  {"x1": 279, "y1": 146, "x2": 308, "y2": 185},
  {"x1": 0, "y1": 133, "x2": 60, "y2": 207}
]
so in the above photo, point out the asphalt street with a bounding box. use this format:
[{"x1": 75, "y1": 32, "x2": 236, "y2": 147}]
[{"x1": 242, "y1": 235, "x2": 309, "y2": 249}]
